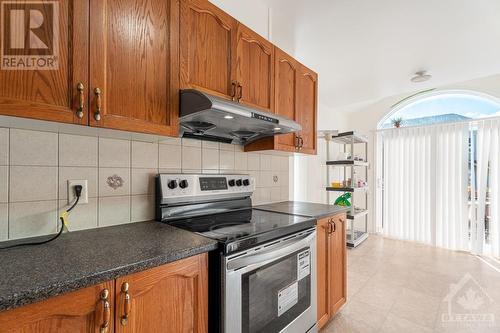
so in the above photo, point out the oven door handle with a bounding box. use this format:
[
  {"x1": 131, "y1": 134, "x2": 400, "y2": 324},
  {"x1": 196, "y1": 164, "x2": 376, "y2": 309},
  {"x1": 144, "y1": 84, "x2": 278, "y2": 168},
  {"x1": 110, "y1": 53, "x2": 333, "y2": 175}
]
[{"x1": 227, "y1": 230, "x2": 316, "y2": 271}]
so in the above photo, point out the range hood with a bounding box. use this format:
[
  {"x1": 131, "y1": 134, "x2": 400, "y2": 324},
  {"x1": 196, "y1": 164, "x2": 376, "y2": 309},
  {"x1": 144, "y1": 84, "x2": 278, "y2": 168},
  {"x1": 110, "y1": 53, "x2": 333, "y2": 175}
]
[{"x1": 179, "y1": 89, "x2": 301, "y2": 145}]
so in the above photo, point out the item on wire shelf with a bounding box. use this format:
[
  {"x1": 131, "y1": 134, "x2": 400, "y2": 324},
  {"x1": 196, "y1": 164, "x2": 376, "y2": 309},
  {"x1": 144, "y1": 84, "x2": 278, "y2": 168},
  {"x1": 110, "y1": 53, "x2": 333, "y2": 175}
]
[
  {"x1": 334, "y1": 193, "x2": 352, "y2": 206},
  {"x1": 331, "y1": 181, "x2": 343, "y2": 188}
]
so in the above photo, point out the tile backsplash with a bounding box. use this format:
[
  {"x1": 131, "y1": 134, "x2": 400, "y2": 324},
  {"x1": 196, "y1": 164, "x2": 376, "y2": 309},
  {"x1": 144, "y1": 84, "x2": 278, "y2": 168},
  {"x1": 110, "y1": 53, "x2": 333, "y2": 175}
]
[{"x1": 0, "y1": 127, "x2": 291, "y2": 241}]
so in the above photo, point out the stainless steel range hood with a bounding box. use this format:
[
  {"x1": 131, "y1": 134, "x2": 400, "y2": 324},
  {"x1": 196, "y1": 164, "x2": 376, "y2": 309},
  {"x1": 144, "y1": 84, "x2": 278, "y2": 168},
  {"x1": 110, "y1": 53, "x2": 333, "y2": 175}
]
[{"x1": 179, "y1": 89, "x2": 301, "y2": 145}]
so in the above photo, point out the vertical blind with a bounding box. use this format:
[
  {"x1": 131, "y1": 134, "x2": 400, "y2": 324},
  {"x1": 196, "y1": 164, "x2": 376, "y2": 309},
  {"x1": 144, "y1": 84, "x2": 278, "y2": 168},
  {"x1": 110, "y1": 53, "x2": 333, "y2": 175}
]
[{"x1": 381, "y1": 123, "x2": 471, "y2": 251}]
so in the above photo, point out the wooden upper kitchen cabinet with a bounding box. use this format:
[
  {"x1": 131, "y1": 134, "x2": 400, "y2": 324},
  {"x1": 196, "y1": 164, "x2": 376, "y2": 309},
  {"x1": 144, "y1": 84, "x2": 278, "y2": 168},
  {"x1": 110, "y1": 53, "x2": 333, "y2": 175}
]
[
  {"x1": 244, "y1": 47, "x2": 298, "y2": 152},
  {"x1": 114, "y1": 253, "x2": 208, "y2": 333},
  {"x1": 180, "y1": 0, "x2": 238, "y2": 101},
  {"x1": 0, "y1": 1, "x2": 89, "y2": 125},
  {"x1": 316, "y1": 213, "x2": 347, "y2": 329},
  {"x1": 295, "y1": 63, "x2": 318, "y2": 155},
  {"x1": 89, "y1": 0, "x2": 179, "y2": 136},
  {"x1": 235, "y1": 23, "x2": 274, "y2": 113},
  {"x1": 245, "y1": 48, "x2": 318, "y2": 154},
  {"x1": 0, "y1": 281, "x2": 115, "y2": 333}
]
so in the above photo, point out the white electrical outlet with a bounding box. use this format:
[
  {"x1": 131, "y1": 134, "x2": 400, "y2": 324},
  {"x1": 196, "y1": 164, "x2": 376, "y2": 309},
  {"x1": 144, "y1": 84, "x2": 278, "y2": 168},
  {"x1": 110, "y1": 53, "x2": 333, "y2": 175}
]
[{"x1": 68, "y1": 180, "x2": 88, "y2": 204}]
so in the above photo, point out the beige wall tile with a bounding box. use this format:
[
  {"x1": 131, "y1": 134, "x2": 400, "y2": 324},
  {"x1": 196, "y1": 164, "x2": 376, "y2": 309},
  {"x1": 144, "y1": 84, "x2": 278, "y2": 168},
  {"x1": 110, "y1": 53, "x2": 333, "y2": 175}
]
[
  {"x1": 131, "y1": 141, "x2": 158, "y2": 168},
  {"x1": 159, "y1": 144, "x2": 181, "y2": 169},
  {"x1": 0, "y1": 203, "x2": 7, "y2": 241},
  {"x1": 131, "y1": 168, "x2": 156, "y2": 195},
  {"x1": 260, "y1": 154, "x2": 272, "y2": 171},
  {"x1": 99, "y1": 168, "x2": 130, "y2": 197},
  {"x1": 234, "y1": 152, "x2": 248, "y2": 170},
  {"x1": 202, "y1": 141, "x2": 219, "y2": 149},
  {"x1": 247, "y1": 153, "x2": 260, "y2": 171},
  {"x1": 99, "y1": 196, "x2": 130, "y2": 227},
  {"x1": 0, "y1": 166, "x2": 7, "y2": 203},
  {"x1": 158, "y1": 137, "x2": 181, "y2": 145},
  {"x1": 260, "y1": 171, "x2": 273, "y2": 187},
  {"x1": 99, "y1": 138, "x2": 130, "y2": 167},
  {"x1": 202, "y1": 148, "x2": 219, "y2": 170},
  {"x1": 219, "y1": 143, "x2": 234, "y2": 151},
  {"x1": 259, "y1": 188, "x2": 272, "y2": 203},
  {"x1": 10, "y1": 129, "x2": 57, "y2": 166},
  {"x1": 280, "y1": 186, "x2": 290, "y2": 201},
  {"x1": 182, "y1": 146, "x2": 201, "y2": 170},
  {"x1": 272, "y1": 156, "x2": 282, "y2": 172},
  {"x1": 270, "y1": 187, "x2": 281, "y2": 202},
  {"x1": 10, "y1": 166, "x2": 57, "y2": 202},
  {"x1": 131, "y1": 195, "x2": 155, "y2": 222},
  {"x1": 9, "y1": 200, "x2": 57, "y2": 239},
  {"x1": 59, "y1": 167, "x2": 98, "y2": 200},
  {"x1": 280, "y1": 156, "x2": 290, "y2": 172},
  {"x1": 0, "y1": 128, "x2": 8, "y2": 165},
  {"x1": 59, "y1": 198, "x2": 98, "y2": 231},
  {"x1": 219, "y1": 150, "x2": 235, "y2": 170},
  {"x1": 59, "y1": 134, "x2": 97, "y2": 167},
  {"x1": 182, "y1": 138, "x2": 201, "y2": 147}
]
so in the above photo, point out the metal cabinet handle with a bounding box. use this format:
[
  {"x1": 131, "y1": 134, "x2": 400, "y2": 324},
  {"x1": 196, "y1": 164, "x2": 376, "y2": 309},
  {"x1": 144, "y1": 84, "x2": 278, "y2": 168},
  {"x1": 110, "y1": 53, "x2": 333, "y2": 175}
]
[
  {"x1": 332, "y1": 221, "x2": 337, "y2": 233},
  {"x1": 121, "y1": 282, "x2": 131, "y2": 325},
  {"x1": 100, "y1": 289, "x2": 110, "y2": 333},
  {"x1": 237, "y1": 83, "x2": 243, "y2": 102},
  {"x1": 328, "y1": 222, "x2": 334, "y2": 234},
  {"x1": 299, "y1": 136, "x2": 304, "y2": 150},
  {"x1": 231, "y1": 81, "x2": 237, "y2": 101},
  {"x1": 94, "y1": 87, "x2": 102, "y2": 121},
  {"x1": 76, "y1": 83, "x2": 85, "y2": 119}
]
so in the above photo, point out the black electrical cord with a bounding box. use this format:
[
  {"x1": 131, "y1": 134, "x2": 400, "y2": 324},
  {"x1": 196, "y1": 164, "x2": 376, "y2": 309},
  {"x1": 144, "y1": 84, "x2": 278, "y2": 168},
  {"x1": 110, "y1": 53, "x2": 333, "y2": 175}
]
[{"x1": 0, "y1": 186, "x2": 82, "y2": 250}]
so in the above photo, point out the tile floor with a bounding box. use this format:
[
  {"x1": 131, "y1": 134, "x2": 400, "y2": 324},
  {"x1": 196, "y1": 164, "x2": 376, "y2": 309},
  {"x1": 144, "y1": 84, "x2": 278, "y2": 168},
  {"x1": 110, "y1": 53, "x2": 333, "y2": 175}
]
[{"x1": 321, "y1": 235, "x2": 500, "y2": 333}]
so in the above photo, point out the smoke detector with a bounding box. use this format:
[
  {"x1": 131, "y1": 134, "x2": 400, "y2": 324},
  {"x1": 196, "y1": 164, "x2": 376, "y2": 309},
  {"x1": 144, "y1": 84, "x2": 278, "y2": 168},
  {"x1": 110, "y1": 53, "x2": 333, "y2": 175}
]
[{"x1": 411, "y1": 71, "x2": 432, "y2": 83}]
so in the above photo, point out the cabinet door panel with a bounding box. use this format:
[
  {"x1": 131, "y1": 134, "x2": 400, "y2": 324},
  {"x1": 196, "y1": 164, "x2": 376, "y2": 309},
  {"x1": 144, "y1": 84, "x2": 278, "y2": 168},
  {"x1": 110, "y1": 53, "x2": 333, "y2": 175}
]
[
  {"x1": 180, "y1": 0, "x2": 236, "y2": 100},
  {"x1": 0, "y1": 281, "x2": 114, "y2": 333},
  {"x1": 331, "y1": 215, "x2": 347, "y2": 315},
  {"x1": 115, "y1": 254, "x2": 208, "y2": 333},
  {"x1": 275, "y1": 48, "x2": 298, "y2": 150},
  {"x1": 236, "y1": 24, "x2": 274, "y2": 112},
  {"x1": 0, "y1": 1, "x2": 89, "y2": 124},
  {"x1": 316, "y1": 217, "x2": 331, "y2": 329},
  {"x1": 90, "y1": 0, "x2": 178, "y2": 136},
  {"x1": 296, "y1": 65, "x2": 317, "y2": 155}
]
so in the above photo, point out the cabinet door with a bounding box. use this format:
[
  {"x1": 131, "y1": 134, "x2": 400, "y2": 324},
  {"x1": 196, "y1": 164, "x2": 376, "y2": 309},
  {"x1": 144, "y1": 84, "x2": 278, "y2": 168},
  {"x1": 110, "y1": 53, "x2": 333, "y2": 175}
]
[
  {"x1": 89, "y1": 0, "x2": 179, "y2": 136},
  {"x1": 330, "y1": 214, "x2": 347, "y2": 315},
  {"x1": 115, "y1": 254, "x2": 208, "y2": 333},
  {"x1": 180, "y1": 0, "x2": 237, "y2": 100},
  {"x1": 275, "y1": 47, "x2": 298, "y2": 151},
  {"x1": 235, "y1": 23, "x2": 274, "y2": 112},
  {"x1": 296, "y1": 64, "x2": 317, "y2": 155},
  {"x1": 0, "y1": 281, "x2": 114, "y2": 333},
  {"x1": 0, "y1": 1, "x2": 89, "y2": 125},
  {"x1": 316, "y1": 217, "x2": 331, "y2": 329}
]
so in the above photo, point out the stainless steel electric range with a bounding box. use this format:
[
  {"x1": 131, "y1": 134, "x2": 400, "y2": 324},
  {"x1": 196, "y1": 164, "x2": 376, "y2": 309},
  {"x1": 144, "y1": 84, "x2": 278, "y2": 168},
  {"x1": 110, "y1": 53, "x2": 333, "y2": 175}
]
[{"x1": 156, "y1": 174, "x2": 318, "y2": 333}]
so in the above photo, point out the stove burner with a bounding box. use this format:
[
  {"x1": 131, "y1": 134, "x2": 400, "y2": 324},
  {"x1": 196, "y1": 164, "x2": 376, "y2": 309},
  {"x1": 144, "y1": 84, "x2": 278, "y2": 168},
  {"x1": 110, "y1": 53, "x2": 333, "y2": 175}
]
[{"x1": 209, "y1": 222, "x2": 251, "y2": 239}]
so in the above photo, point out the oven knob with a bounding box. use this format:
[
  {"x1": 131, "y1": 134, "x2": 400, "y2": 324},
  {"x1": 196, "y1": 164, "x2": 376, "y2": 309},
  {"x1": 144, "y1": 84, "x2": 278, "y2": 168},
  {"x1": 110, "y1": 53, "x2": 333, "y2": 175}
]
[
  {"x1": 228, "y1": 179, "x2": 235, "y2": 187},
  {"x1": 168, "y1": 180, "x2": 178, "y2": 189},
  {"x1": 243, "y1": 179, "x2": 250, "y2": 186},
  {"x1": 179, "y1": 179, "x2": 189, "y2": 189},
  {"x1": 236, "y1": 179, "x2": 243, "y2": 187}
]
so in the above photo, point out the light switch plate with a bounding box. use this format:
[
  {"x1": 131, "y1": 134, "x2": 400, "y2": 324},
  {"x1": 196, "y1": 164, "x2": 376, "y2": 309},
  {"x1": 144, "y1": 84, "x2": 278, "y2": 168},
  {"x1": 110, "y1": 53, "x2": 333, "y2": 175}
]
[{"x1": 68, "y1": 180, "x2": 88, "y2": 204}]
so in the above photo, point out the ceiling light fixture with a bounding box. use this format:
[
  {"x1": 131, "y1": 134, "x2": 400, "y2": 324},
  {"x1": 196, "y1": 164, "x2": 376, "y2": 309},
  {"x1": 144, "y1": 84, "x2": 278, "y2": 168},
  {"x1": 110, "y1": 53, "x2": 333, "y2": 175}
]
[
  {"x1": 224, "y1": 115, "x2": 234, "y2": 119},
  {"x1": 411, "y1": 71, "x2": 432, "y2": 83}
]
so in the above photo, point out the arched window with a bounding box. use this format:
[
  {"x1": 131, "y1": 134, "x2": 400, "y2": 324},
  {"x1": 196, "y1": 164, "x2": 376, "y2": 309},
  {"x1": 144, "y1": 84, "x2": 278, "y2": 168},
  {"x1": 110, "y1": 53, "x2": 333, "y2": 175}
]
[{"x1": 378, "y1": 90, "x2": 500, "y2": 129}]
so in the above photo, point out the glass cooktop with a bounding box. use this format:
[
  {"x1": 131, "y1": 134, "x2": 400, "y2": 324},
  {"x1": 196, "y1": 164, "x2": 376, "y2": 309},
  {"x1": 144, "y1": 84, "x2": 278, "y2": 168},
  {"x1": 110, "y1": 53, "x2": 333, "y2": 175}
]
[{"x1": 168, "y1": 209, "x2": 315, "y2": 254}]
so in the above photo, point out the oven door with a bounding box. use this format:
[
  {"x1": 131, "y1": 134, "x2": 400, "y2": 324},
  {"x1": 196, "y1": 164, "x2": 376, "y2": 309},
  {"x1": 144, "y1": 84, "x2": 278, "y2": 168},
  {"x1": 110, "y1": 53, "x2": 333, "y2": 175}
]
[{"x1": 224, "y1": 228, "x2": 317, "y2": 333}]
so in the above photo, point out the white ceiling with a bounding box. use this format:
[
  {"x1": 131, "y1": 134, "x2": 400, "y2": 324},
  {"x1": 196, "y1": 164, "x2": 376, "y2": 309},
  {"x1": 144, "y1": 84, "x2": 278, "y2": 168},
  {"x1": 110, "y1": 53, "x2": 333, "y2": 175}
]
[{"x1": 261, "y1": 0, "x2": 500, "y2": 111}]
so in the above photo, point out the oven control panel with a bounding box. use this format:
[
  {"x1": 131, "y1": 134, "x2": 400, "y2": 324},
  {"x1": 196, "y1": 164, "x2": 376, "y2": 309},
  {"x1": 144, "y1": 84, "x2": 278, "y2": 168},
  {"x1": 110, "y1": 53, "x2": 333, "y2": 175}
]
[{"x1": 158, "y1": 174, "x2": 255, "y2": 204}]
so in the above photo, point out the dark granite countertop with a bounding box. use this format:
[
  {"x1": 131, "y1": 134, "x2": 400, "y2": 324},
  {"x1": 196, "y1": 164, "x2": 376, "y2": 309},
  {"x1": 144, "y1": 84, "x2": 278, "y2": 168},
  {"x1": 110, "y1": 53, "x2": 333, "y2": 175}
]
[
  {"x1": 255, "y1": 201, "x2": 350, "y2": 219},
  {"x1": 0, "y1": 221, "x2": 218, "y2": 312}
]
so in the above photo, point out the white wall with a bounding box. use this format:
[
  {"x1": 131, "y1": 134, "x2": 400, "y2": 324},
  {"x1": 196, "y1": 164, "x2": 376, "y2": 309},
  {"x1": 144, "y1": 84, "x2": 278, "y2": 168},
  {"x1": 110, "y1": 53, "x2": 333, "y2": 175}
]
[{"x1": 208, "y1": 0, "x2": 270, "y2": 38}]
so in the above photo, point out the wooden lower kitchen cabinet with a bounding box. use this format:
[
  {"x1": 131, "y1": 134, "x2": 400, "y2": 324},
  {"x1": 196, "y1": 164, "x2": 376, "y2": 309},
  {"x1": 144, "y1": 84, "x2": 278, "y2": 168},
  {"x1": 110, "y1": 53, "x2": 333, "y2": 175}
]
[
  {"x1": 316, "y1": 213, "x2": 347, "y2": 329},
  {"x1": 0, "y1": 281, "x2": 115, "y2": 333},
  {"x1": 114, "y1": 253, "x2": 208, "y2": 333},
  {"x1": 0, "y1": 253, "x2": 208, "y2": 333}
]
